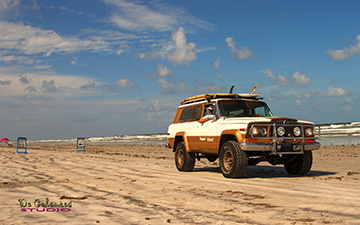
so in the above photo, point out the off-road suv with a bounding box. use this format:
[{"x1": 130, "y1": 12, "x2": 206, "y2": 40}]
[{"x1": 166, "y1": 86, "x2": 320, "y2": 178}]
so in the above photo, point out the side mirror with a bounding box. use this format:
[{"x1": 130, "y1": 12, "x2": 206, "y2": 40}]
[{"x1": 199, "y1": 115, "x2": 216, "y2": 124}]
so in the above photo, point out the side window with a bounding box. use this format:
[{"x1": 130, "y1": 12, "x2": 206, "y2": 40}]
[
  {"x1": 203, "y1": 104, "x2": 215, "y2": 117},
  {"x1": 179, "y1": 105, "x2": 202, "y2": 122}
]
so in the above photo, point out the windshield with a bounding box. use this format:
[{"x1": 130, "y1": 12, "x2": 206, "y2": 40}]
[{"x1": 217, "y1": 100, "x2": 273, "y2": 117}]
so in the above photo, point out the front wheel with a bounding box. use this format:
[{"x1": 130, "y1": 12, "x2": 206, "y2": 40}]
[
  {"x1": 219, "y1": 141, "x2": 248, "y2": 178},
  {"x1": 284, "y1": 151, "x2": 313, "y2": 175},
  {"x1": 175, "y1": 142, "x2": 195, "y2": 172}
]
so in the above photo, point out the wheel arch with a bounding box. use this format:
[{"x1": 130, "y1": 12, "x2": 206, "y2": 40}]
[
  {"x1": 219, "y1": 130, "x2": 244, "y2": 152},
  {"x1": 173, "y1": 132, "x2": 190, "y2": 152}
]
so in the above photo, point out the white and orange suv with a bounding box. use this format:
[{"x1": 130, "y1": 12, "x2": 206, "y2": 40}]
[{"x1": 166, "y1": 86, "x2": 320, "y2": 178}]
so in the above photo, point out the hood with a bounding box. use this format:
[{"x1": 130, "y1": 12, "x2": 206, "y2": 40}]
[{"x1": 218, "y1": 117, "x2": 314, "y2": 125}]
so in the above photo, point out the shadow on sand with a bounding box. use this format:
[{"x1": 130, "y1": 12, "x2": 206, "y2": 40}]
[{"x1": 193, "y1": 165, "x2": 336, "y2": 179}]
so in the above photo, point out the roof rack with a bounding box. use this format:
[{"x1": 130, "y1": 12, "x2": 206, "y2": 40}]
[{"x1": 180, "y1": 93, "x2": 263, "y2": 105}]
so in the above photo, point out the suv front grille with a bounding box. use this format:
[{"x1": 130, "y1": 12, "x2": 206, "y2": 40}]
[
  {"x1": 272, "y1": 119, "x2": 297, "y2": 124},
  {"x1": 249, "y1": 123, "x2": 317, "y2": 140}
]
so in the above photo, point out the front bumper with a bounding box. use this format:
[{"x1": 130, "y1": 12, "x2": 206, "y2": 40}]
[
  {"x1": 241, "y1": 123, "x2": 321, "y2": 154},
  {"x1": 240, "y1": 141, "x2": 320, "y2": 155}
]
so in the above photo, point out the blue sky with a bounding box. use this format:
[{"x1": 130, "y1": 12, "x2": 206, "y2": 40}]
[{"x1": 0, "y1": 0, "x2": 359, "y2": 140}]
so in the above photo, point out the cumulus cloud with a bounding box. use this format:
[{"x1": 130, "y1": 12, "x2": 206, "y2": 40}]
[
  {"x1": 145, "y1": 100, "x2": 173, "y2": 122},
  {"x1": 116, "y1": 78, "x2": 134, "y2": 89},
  {"x1": 147, "y1": 64, "x2": 188, "y2": 94},
  {"x1": 25, "y1": 86, "x2": 37, "y2": 93},
  {"x1": 155, "y1": 64, "x2": 172, "y2": 78},
  {"x1": 157, "y1": 78, "x2": 174, "y2": 93},
  {"x1": 327, "y1": 35, "x2": 360, "y2": 60},
  {"x1": 147, "y1": 64, "x2": 172, "y2": 79},
  {"x1": 264, "y1": 69, "x2": 290, "y2": 86},
  {"x1": 265, "y1": 69, "x2": 311, "y2": 86},
  {"x1": 302, "y1": 87, "x2": 348, "y2": 98},
  {"x1": 292, "y1": 71, "x2": 311, "y2": 86},
  {"x1": 0, "y1": 79, "x2": 11, "y2": 85},
  {"x1": 19, "y1": 75, "x2": 31, "y2": 84},
  {"x1": 0, "y1": 74, "x2": 99, "y2": 97},
  {"x1": 225, "y1": 37, "x2": 255, "y2": 61},
  {"x1": 167, "y1": 27, "x2": 197, "y2": 66},
  {"x1": 80, "y1": 82, "x2": 96, "y2": 89},
  {"x1": 41, "y1": 80, "x2": 58, "y2": 92},
  {"x1": 326, "y1": 86, "x2": 348, "y2": 96}
]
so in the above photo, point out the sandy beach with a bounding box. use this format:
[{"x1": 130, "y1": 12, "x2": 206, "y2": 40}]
[{"x1": 0, "y1": 144, "x2": 359, "y2": 224}]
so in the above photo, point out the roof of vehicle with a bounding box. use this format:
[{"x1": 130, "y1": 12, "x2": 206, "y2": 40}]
[{"x1": 180, "y1": 93, "x2": 263, "y2": 105}]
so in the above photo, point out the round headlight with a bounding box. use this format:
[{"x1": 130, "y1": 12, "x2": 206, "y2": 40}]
[
  {"x1": 251, "y1": 126, "x2": 259, "y2": 136},
  {"x1": 260, "y1": 127, "x2": 267, "y2": 136},
  {"x1": 277, "y1": 126, "x2": 285, "y2": 136},
  {"x1": 305, "y1": 128, "x2": 313, "y2": 136},
  {"x1": 293, "y1": 127, "x2": 301, "y2": 136}
]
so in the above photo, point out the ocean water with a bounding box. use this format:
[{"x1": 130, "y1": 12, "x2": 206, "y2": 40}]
[
  {"x1": 28, "y1": 122, "x2": 360, "y2": 146},
  {"x1": 317, "y1": 121, "x2": 360, "y2": 146}
]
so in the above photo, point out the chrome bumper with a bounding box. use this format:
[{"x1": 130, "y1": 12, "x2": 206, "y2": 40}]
[{"x1": 240, "y1": 142, "x2": 320, "y2": 155}]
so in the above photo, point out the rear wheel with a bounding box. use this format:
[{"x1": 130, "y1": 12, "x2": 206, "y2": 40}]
[
  {"x1": 175, "y1": 142, "x2": 195, "y2": 172},
  {"x1": 219, "y1": 141, "x2": 248, "y2": 178},
  {"x1": 284, "y1": 151, "x2": 313, "y2": 175}
]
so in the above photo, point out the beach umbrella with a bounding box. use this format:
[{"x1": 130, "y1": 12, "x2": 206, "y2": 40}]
[{"x1": 0, "y1": 138, "x2": 9, "y2": 142}]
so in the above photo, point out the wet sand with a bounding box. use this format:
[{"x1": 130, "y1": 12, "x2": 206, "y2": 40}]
[{"x1": 0, "y1": 144, "x2": 359, "y2": 224}]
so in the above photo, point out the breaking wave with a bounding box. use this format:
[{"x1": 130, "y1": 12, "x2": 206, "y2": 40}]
[{"x1": 29, "y1": 122, "x2": 360, "y2": 146}]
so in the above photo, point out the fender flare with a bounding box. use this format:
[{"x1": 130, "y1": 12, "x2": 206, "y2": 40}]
[{"x1": 174, "y1": 132, "x2": 191, "y2": 152}]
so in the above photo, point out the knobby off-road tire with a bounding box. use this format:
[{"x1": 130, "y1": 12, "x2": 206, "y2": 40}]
[
  {"x1": 175, "y1": 142, "x2": 195, "y2": 172},
  {"x1": 284, "y1": 151, "x2": 313, "y2": 175},
  {"x1": 219, "y1": 141, "x2": 248, "y2": 178}
]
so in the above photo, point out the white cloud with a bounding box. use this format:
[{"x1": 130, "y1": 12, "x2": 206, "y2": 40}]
[
  {"x1": 292, "y1": 71, "x2": 311, "y2": 86},
  {"x1": 0, "y1": 79, "x2": 11, "y2": 85},
  {"x1": 195, "y1": 81, "x2": 223, "y2": 93},
  {"x1": 167, "y1": 27, "x2": 197, "y2": 66},
  {"x1": 265, "y1": 69, "x2": 311, "y2": 87},
  {"x1": 214, "y1": 57, "x2": 220, "y2": 71},
  {"x1": 326, "y1": 86, "x2": 348, "y2": 96},
  {"x1": 116, "y1": 78, "x2": 134, "y2": 89},
  {"x1": 157, "y1": 78, "x2": 174, "y2": 93},
  {"x1": 0, "y1": 55, "x2": 35, "y2": 65},
  {"x1": 225, "y1": 37, "x2": 255, "y2": 61},
  {"x1": 213, "y1": 57, "x2": 223, "y2": 81},
  {"x1": 103, "y1": 0, "x2": 214, "y2": 33},
  {"x1": 41, "y1": 80, "x2": 58, "y2": 92},
  {"x1": 264, "y1": 69, "x2": 290, "y2": 86},
  {"x1": 0, "y1": 73, "x2": 100, "y2": 97},
  {"x1": 0, "y1": 21, "x2": 117, "y2": 58},
  {"x1": 146, "y1": 64, "x2": 172, "y2": 80},
  {"x1": 327, "y1": 35, "x2": 360, "y2": 60},
  {"x1": 0, "y1": 0, "x2": 20, "y2": 16},
  {"x1": 105, "y1": 0, "x2": 176, "y2": 32},
  {"x1": 156, "y1": 64, "x2": 172, "y2": 77}
]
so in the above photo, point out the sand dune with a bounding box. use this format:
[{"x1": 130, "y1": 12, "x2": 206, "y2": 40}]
[{"x1": 0, "y1": 144, "x2": 359, "y2": 224}]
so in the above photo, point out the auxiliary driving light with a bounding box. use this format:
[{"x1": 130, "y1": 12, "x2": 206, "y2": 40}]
[
  {"x1": 305, "y1": 127, "x2": 313, "y2": 136},
  {"x1": 277, "y1": 126, "x2": 285, "y2": 136},
  {"x1": 293, "y1": 126, "x2": 301, "y2": 136},
  {"x1": 260, "y1": 127, "x2": 267, "y2": 136}
]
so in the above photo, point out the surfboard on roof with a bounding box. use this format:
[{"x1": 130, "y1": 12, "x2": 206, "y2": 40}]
[
  {"x1": 180, "y1": 93, "x2": 262, "y2": 105},
  {"x1": 180, "y1": 84, "x2": 262, "y2": 105}
]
